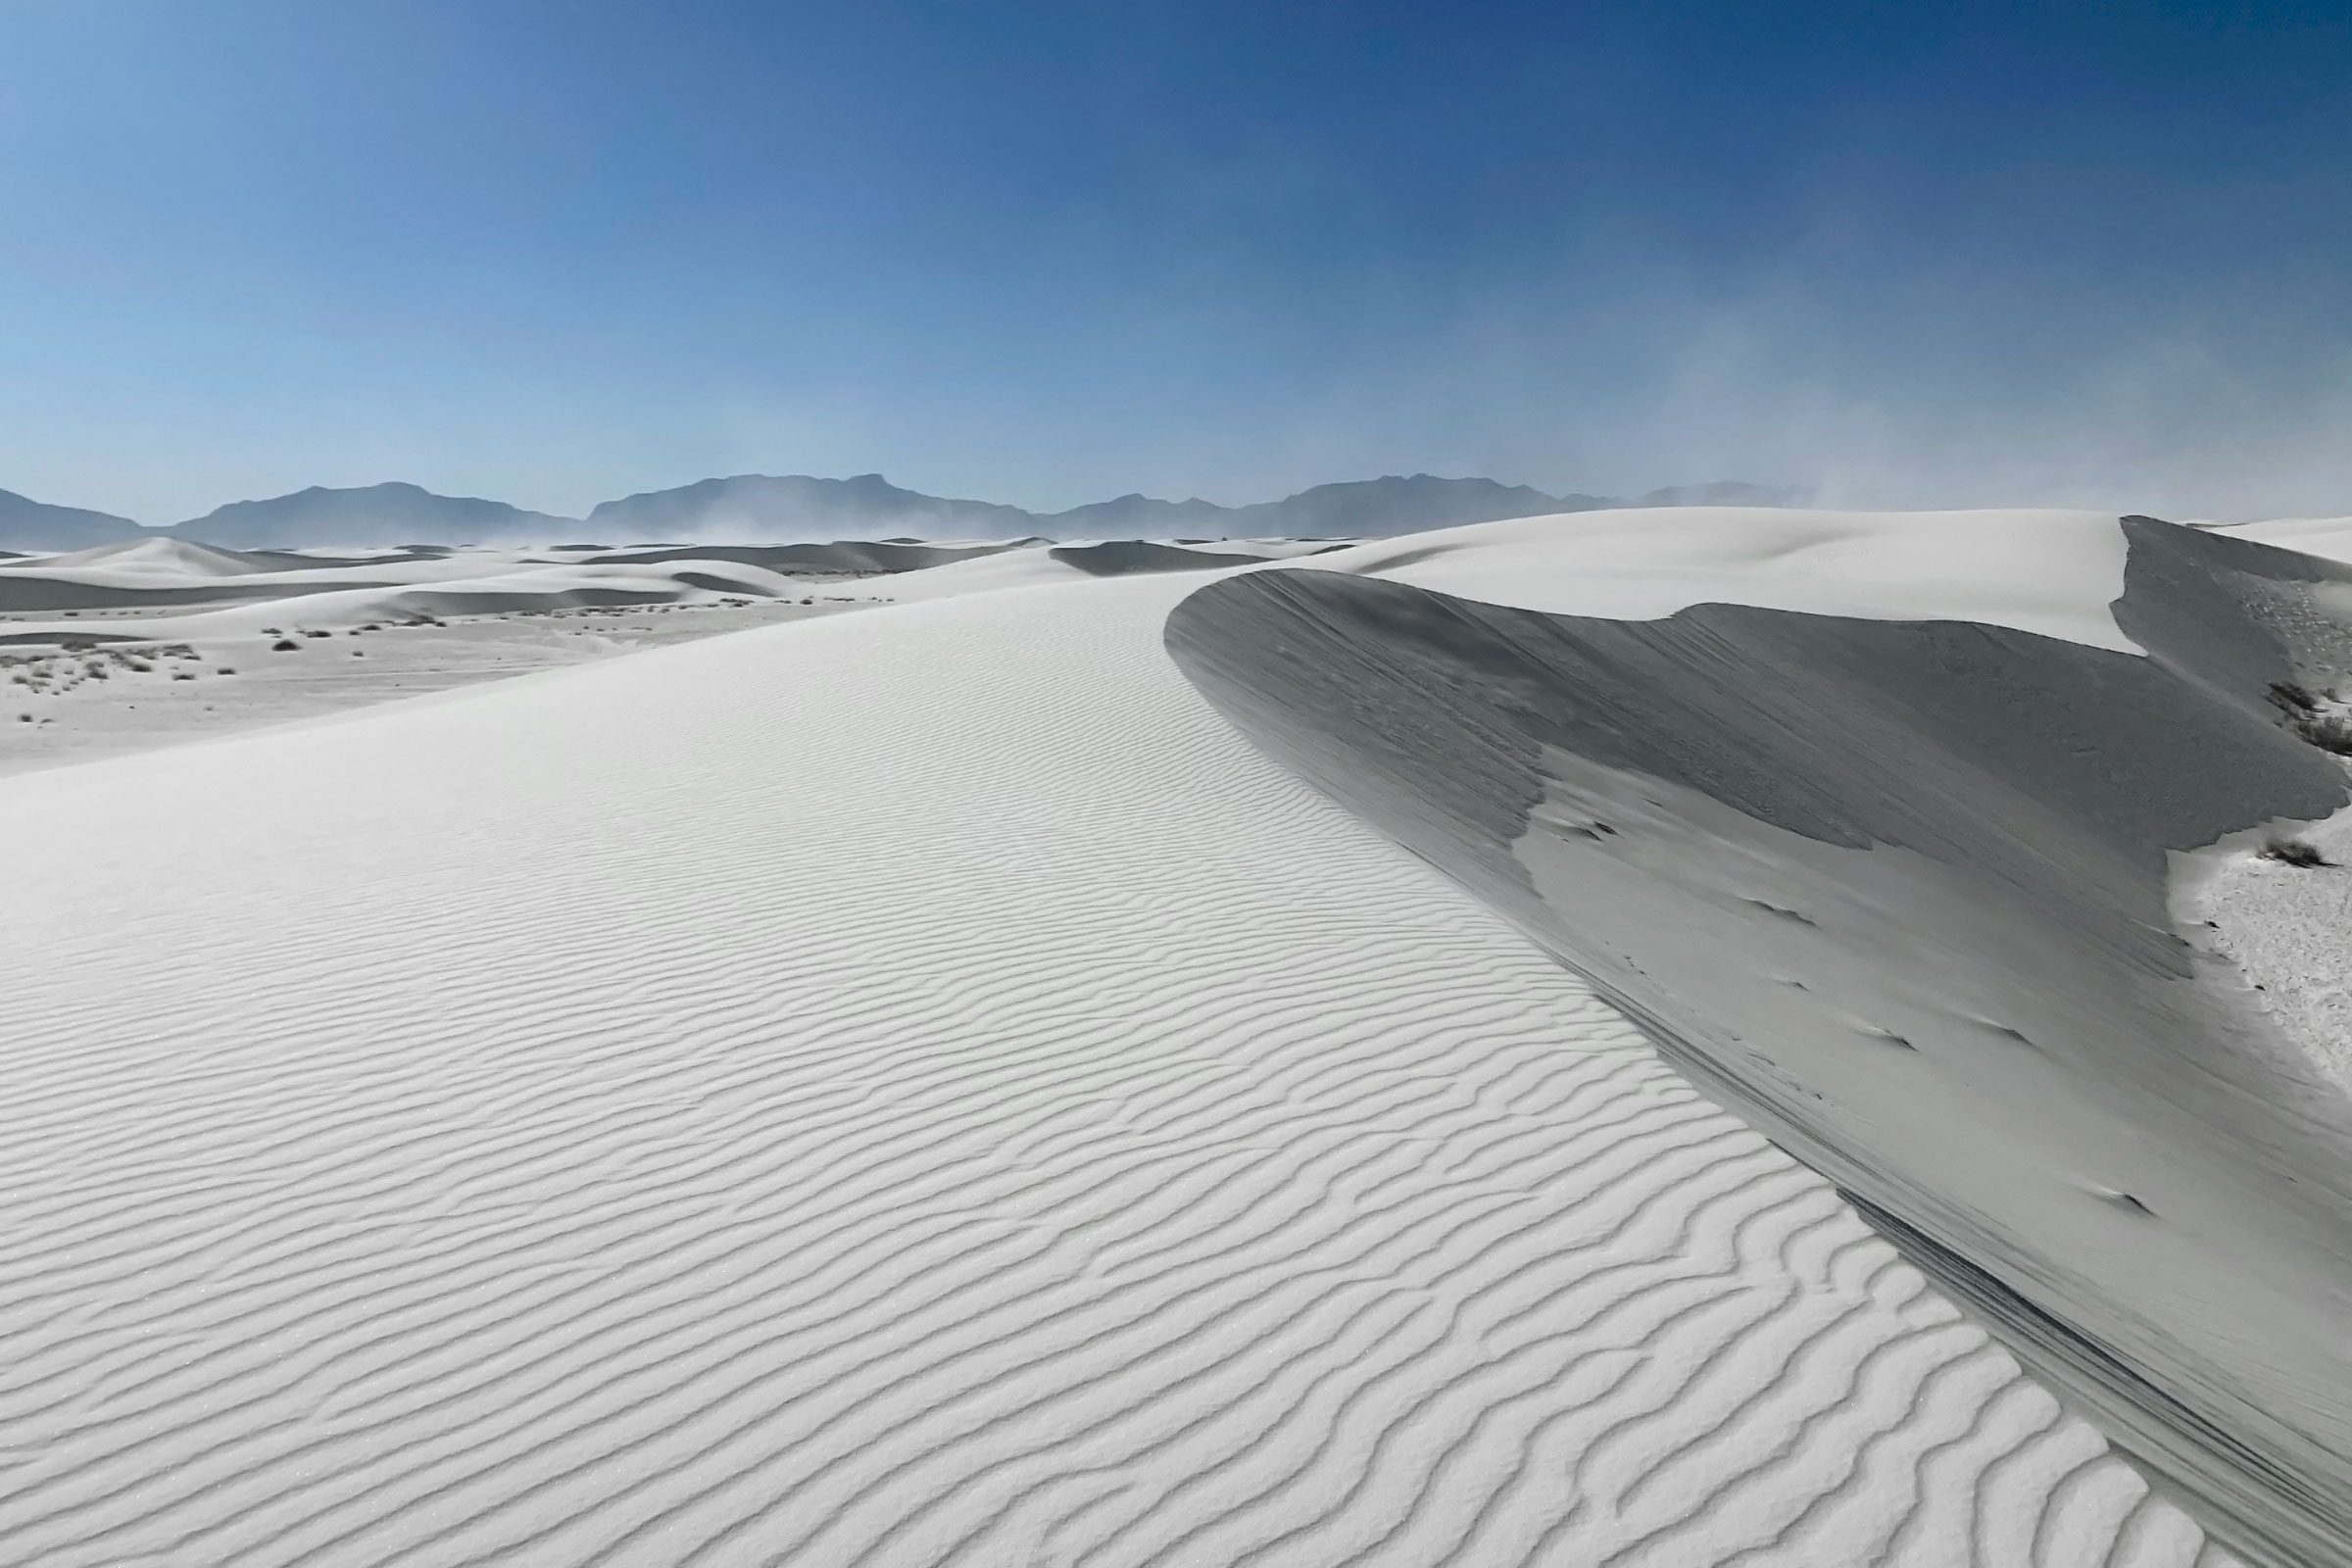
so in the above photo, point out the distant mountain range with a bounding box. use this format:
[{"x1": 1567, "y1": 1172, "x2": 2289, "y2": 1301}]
[
  {"x1": 585, "y1": 474, "x2": 1034, "y2": 544},
  {"x1": 176, "y1": 482, "x2": 575, "y2": 550},
  {"x1": 0, "y1": 488, "x2": 146, "y2": 552},
  {"x1": 0, "y1": 474, "x2": 1806, "y2": 552}
]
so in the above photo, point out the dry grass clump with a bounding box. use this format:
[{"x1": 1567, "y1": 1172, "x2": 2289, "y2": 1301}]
[
  {"x1": 2267, "y1": 681, "x2": 2352, "y2": 757},
  {"x1": 2261, "y1": 837, "x2": 2331, "y2": 868}
]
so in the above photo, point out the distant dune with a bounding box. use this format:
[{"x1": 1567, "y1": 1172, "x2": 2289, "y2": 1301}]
[
  {"x1": 19, "y1": 535, "x2": 290, "y2": 576},
  {"x1": 0, "y1": 537, "x2": 984, "y2": 633},
  {"x1": 1047, "y1": 540, "x2": 1272, "y2": 575},
  {"x1": 583, "y1": 539, "x2": 1028, "y2": 574}
]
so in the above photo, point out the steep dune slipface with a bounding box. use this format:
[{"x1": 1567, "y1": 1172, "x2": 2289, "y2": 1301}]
[
  {"x1": 1165, "y1": 516, "x2": 2352, "y2": 1566},
  {"x1": 1046, "y1": 541, "x2": 1273, "y2": 575}
]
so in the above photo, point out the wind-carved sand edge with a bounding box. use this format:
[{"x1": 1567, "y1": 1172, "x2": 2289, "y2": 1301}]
[{"x1": 1163, "y1": 516, "x2": 2352, "y2": 1567}]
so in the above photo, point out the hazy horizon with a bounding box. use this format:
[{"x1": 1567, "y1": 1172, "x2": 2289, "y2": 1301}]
[{"x1": 6, "y1": 0, "x2": 2347, "y2": 523}]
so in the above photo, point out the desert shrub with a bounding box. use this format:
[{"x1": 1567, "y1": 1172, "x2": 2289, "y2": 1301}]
[
  {"x1": 2262, "y1": 838, "x2": 2331, "y2": 868},
  {"x1": 2264, "y1": 681, "x2": 2352, "y2": 756},
  {"x1": 2294, "y1": 712, "x2": 2352, "y2": 757},
  {"x1": 270, "y1": 639, "x2": 300, "y2": 652},
  {"x1": 2268, "y1": 681, "x2": 2319, "y2": 714}
]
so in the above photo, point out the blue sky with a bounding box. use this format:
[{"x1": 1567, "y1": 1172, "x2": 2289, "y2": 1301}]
[{"x1": 3, "y1": 0, "x2": 2346, "y2": 521}]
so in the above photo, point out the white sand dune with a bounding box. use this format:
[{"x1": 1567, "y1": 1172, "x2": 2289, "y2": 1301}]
[
  {"x1": 0, "y1": 563, "x2": 2217, "y2": 1564},
  {"x1": 1309, "y1": 506, "x2": 2137, "y2": 649},
  {"x1": 1175, "y1": 508, "x2": 2352, "y2": 1563},
  {"x1": 0, "y1": 535, "x2": 290, "y2": 577},
  {"x1": 0, "y1": 537, "x2": 1045, "y2": 632},
  {"x1": 0, "y1": 555, "x2": 832, "y2": 642}
]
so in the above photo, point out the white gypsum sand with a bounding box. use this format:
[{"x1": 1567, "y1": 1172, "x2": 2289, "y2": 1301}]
[
  {"x1": 0, "y1": 540, "x2": 924, "y2": 777},
  {"x1": 1170, "y1": 506, "x2": 2352, "y2": 1564},
  {"x1": 2174, "y1": 804, "x2": 2352, "y2": 1095},
  {"x1": 0, "y1": 562, "x2": 2217, "y2": 1566}
]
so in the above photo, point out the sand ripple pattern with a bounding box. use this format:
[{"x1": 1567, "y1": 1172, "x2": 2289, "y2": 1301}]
[{"x1": 0, "y1": 577, "x2": 2219, "y2": 1565}]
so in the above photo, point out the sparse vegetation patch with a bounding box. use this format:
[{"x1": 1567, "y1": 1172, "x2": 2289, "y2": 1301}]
[
  {"x1": 2261, "y1": 837, "x2": 2331, "y2": 868},
  {"x1": 2266, "y1": 681, "x2": 2352, "y2": 757}
]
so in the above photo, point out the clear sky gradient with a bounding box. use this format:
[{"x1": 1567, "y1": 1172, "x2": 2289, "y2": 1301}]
[{"x1": 4, "y1": 0, "x2": 2347, "y2": 521}]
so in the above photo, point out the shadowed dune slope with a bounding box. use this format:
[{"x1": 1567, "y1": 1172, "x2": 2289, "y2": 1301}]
[
  {"x1": 1047, "y1": 541, "x2": 1273, "y2": 575},
  {"x1": 1165, "y1": 517, "x2": 2352, "y2": 1567},
  {"x1": 585, "y1": 540, "x2": 1028, "y2": 573},
  {"x1": 0, "y1": 575, "x2": 387, "y2": 612}
]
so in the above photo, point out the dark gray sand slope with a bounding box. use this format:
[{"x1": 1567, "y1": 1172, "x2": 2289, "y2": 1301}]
[
  {"x1": 1047, "y1": 541, "x2": 1272, "y2": 575},
  {"x1": 1165, "y1": 516, "x2": 2352, "y2": 1567},
  {"x1": 0, "y1": 575, "x2": 393, "y2": 612},
  {"x1": 584, "y1": 540, "x2": 1022, "y2": 572}
]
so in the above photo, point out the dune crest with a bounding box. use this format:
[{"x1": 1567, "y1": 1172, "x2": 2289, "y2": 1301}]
[{"x1": 1167, "y1": 514, "x2": 2352, "y2": 1565}]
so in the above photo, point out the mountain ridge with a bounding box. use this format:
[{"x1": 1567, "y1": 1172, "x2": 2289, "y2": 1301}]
[
  {"x1": 4, "y1": 474, "x2": 1806, "y2": 550},
  {"x1": 0, "y1": 488, "x2": 146, "y2": 552},
  {"x1": 172, "y1": 481, "x2": 578, "y2": 550}
]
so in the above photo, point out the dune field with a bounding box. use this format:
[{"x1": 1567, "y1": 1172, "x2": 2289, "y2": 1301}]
[
  {"x1": 0, "y1": 537, "x2": 958, "y2": 776},
  {"x1": 6, "y1": 509, "x2": 2346, "y2": 1565}
]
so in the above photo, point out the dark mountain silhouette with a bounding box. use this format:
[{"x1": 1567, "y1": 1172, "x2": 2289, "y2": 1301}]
[
  {"x1": 580, "y1": 471, "x2": 1806, "y2": 544},
  {"x1": 1038, "y1": 493, "x2": 1237, "y2": 534},
  {"x1": 8, "y1": 472, "x2": 1807, "y2": 550},
  {"x1": 1230, "y1": 475, "x2": 1614, "y2": 537},
  {"x1": 172, "y1": 482, "x2": 578, "y2": 549},
  {"x1": 0, "y1": 489, "x2": 144, "y2": 552},
  {"x1": 585, "y1": 473, "x2": 1032, "y2": 543}
]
